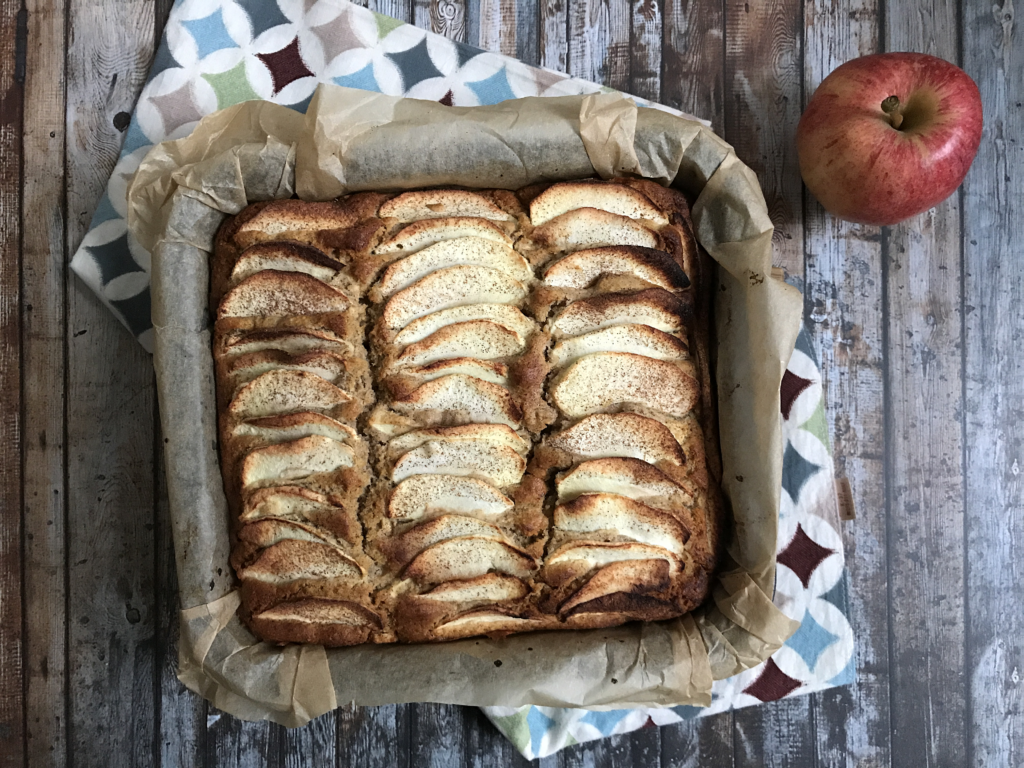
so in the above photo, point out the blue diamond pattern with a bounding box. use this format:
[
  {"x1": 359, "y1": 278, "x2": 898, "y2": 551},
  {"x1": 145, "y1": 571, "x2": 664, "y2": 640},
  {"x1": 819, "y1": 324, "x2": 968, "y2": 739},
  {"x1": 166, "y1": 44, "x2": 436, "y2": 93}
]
[
  {"x1": 785, "y1": 609, "x2": 839, "y2": 671},
  {"x1": 455, "y1": 40, "x2": 484, "y2": 67},
  {"x1": 782, "y1": 442, "x2": 820, "y2": 502},
  {"x1": 236, "y1": 0, "x2": 292, "y2": 38},
  {"x1": 385, "y1": 37, "x2": 444, "y2": 90},
  {"x1": 820, "y1": 572, "x2": 850, "y2": 614},
  {"x1": 87, "y1": 233, "x2": 143, "y2": 286},
  {"x1": 829, "y1": 657, "x2": 856, "y2": 686},
  {"x1": 284, "y1": 92, "x2": 315, "y2": 114},
  {"x1": 109, "y1": 285, "x2": 154, "y2": 337},
  {"x1": 466, "y1": 66, "x2": 517, "y2": 105},
  {"x1": 121, "y1": 120, "x2": 152, "y2": 155},
  {"x1": 90, "y1": 193, "x2": 121, "y2": 228},
  {"x1": 579, "y1": 708, "x2": 631, "y2": 734},
  {"x1": 149, "y1": 39, "x2": 181, "y2": 79},
  {"x1": 669, "y1": 705, "x2": 704, "y2": 720},
  {"x1": 794, "y1": 326, "x2": 815, "y2": 360},
  {"x1": 333, "y1": 63, "x2": 380, "y2": 92},
  {"x1": 181, "y1": 9, "x2": 237, "y2": 60},
  {"x1": 526, "y1": 707, "x2": 557, "y2": 758}
]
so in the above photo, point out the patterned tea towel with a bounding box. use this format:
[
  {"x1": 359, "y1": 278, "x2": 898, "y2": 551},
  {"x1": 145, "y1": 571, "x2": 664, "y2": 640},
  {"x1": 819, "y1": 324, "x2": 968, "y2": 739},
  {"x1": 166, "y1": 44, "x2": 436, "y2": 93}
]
[
  {"x1": 76, "y1": 0, "x2": 855, "y2": 758},
  {"x1": 483, "y1": 327, "x2": 855, "y2": 758},
  {"x1": 71, "y1": 0, "x2": 692, "y2": 351}
]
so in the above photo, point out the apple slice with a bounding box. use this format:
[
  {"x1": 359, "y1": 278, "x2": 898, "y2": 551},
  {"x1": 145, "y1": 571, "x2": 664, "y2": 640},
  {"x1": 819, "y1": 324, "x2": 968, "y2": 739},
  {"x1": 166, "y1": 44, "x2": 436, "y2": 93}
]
[
  {"x1": 241, "y1": 435, "x2": 355, "y2": 489},
  {"x1": 379, "y1": 190, "x2": 514, "y2": 222},
  {"x1": 220, "y1": 328, "x2": 350, "y2": 357},
  {"x1": 228, "y1": 370, "x2": 352, "y2": 419},
  {"x1": 551, "y1": 352, "x2": 699, "y2": 419},
  {"x1": 549, "y1": 288, "x2": 689, "y2": 339},
  {"x1": 557, "y1": 458, "x2": 693, "y2": 507},
  {"x1": 529, "y1": 181, "x2": 669, "y2": 226},
  {"x1": 394, "y1": 303, "x2": 535, "y2": 346},
  {"x1": 543, "y1": 245, "x2": 688, "y2": 291},
  {"x1": 549, "y1": 324, "x2": 688, "y2": 368},
  {"x1": 218, "y1": 270, "x2": 349, "y2": 319},
  {"x1": 392, "y1": 374, "x2": 522, "y2": 429},
  {"x1": 546, "y1": 412, "x2": 686, "y2": 466},
  {"x1": 530, "y1": 208, "x2": 659, "y2": 252},
  {"x1": 394, "y1": 320, "x2": 525, "y2": 369},
  {"x1": 382, "y1": 515, "x2": 508, "y2": 567},
  {"x1": 386, "y1": 424, "x2": 529, "y2": 458},
  {"x1": 382, "y1": 266, "x2": 527, "y2": 331},
  {"x1": 226, "y1": 349, "x2": 349, "y2": 385},
  {"x1": 416, "y1": 574, "x2": 529, "y2": 604},
  {"x1": 229, "y1": 241, "x2": 341, "y2": 285},
  {"x1": 431, "y1": 611, "x2": 536, "y2": 640},
  {"x1": 376, "y1": 237, "x2": 531, "y2": 298},
  {"x1": 233, "y1": 411, "x2": 358, "y2": 446},
  {"x1": 391, "y1": 441, "x2": 526, "y2": 486},
  {"x1": 403, "y1": 536, "x2": 536, "y2": 584},
  {"x1": 393, "y1": 358, "x2": 509, "y2": 388},
  {"x1": 559, "y1": 559, "x2": 671, "y2": 616},
  {"x1": 388, "y1": 474, "x2": 514, "y2": 521},
  {"x1": 237, "y1": 539, "x2": 364, "y2": 583},
  {"x1": 553, "y1": 493, "x2": 691, "y2": 554},
  {"x1": 374, "y1": 217, "x2": 512, "y2": 255}
]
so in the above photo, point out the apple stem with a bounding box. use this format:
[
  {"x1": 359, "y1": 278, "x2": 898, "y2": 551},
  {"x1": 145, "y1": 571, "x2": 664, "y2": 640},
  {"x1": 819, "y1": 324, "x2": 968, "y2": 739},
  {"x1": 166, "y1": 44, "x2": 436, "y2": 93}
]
[{"x1": 882, "y1": 95, "x2": 904, "y2": 130}]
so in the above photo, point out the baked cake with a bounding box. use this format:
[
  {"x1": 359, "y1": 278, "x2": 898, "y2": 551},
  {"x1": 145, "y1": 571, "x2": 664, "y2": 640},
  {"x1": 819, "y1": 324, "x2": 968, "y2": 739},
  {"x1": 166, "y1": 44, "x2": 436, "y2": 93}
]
[{"x1": 210, "y1": 180, "x2": 724, "y2": 646}]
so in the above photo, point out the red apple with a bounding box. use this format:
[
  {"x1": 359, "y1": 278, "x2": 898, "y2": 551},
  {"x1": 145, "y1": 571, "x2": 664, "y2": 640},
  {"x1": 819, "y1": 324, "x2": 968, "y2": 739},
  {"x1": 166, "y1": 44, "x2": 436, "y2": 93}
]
[{"x1": 797, "y1": 52, "x2": 982, "y2": 226}]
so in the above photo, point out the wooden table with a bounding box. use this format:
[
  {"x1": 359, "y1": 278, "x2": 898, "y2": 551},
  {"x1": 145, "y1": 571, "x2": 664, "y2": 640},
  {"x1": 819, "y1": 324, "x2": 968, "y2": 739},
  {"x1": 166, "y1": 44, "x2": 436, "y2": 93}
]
[{"x1": 1, "y1": 0, "x2": 1020, "y2": 765}]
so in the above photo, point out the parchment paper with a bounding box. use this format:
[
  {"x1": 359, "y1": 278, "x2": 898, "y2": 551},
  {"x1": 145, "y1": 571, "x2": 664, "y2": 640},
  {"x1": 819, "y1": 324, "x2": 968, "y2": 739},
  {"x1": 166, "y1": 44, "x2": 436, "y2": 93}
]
[{"x1": 131, "y1": 85, "x2": 803, "y2": 726}]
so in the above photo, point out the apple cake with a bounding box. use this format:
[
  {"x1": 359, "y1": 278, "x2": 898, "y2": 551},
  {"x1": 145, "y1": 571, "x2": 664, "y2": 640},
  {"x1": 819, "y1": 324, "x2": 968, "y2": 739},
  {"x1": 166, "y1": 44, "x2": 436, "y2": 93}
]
[{"x1": 210, "y1": 179, "x2": 724, "y2": 646}]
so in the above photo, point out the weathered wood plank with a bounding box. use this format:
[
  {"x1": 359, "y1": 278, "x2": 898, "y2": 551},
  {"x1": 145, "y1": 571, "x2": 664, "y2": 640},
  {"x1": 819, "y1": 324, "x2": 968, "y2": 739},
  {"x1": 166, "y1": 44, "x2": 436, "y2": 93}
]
[
  {"x1": 567, "y1": 0, "x2": 630, "y2": 90},
  {"x1": 207, "y1": 713, "x2": 278, "y2": 768},
  {"x1": 884, "y1": 1, "x2": 967, "y2": 765},
  {"x1": 514, "y1": 0, "x2": 540, "y2": 65},
  {"x1": 20, "y1": 1, "x2": 68, "y2": 767},
  {"x1": 64, "y1": 0, "x2": 160, "y2": 764},
  {"x1": 337, "y1": 704, "x2": 411, "y2": 768},
  {"x1": 462, "y1": 707, "x2": 534, "y2": 768},
  {"x1": 410, "y1": 704, "x2": 466, "y2": 768},
  {"x1": 284, "y1": 714, "x2": 336, "y2": 768},
  {"x1": 660, "y1": 710, "x2": 734, "y2": 768},
  {"x1": 539, "y1": 0, "x2": 567, "y2": 73},
  {"x1": 0, "y1": 0, "x2": 24, "y2": 764},
  {"x1": 963, "y1": 1, "x2": 1024, "y2": 766},
  {"x1": 155, "y1": 429, "x2": 206, "y2": 768},
  {"x1": 734, "y1": 698, "x2": 815, "y2": 767},
  {"x1": 366, "y1": 0, "x2": 414, "y2": 22},
  {"x1": 629, "y1": 0, "x2": 662, "y2": 101},
  {"x1": 801, "y1": 2, "x2": 888, "y2": 764},
  {"x1": 724, "y1": 0, "x2": 803, "y2": 277},
  {"x1": 661, "y1": 0, "x2": 724, "y2": 129},
  {"x1": 479, "y1": 0, "x2": 517, "y2": 55}
]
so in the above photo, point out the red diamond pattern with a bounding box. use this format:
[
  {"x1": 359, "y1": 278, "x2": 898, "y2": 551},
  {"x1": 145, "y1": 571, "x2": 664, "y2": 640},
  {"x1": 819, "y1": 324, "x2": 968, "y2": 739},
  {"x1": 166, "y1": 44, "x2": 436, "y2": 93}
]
[
  {"x1": 743, "y1": 659, "x2": 803, "y2": 702},
  {"x1": 439, "y1": 89, "x2": 454, "y2": 106},
  {"x1": 780, "y1": 369, "x2": 813, "y2": 420},
  {"x1": 777, "y1": 524, "x2": 835, "y2": 588},
  {"x1": 256, "y1": 37, "x2": 314, "y2": 95}
]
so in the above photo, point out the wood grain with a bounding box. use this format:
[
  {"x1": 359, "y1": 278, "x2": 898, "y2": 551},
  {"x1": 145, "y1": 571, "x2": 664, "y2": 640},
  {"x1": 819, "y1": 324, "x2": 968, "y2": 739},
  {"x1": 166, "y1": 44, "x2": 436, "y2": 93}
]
[
  {"x1": 0, "y1": 0, "x2": 24, "y2": 763},
  {"x1": 539, "y1": 0, "x2": 568, "y2": 72},
  {"x1": 725, "y1": 0, "x2": 804, "y2": 277},
  {"x1": 479, "y1": 0, "x2": 518, "y2": 54},
  {"x1": 155, "y1": 433, "x2": 205, "y2": 768},
  {"x1": 410, "y1": 704, "x2": 465, "y2": 768},
  {"x1": 661, "y1": 0, "x2": 725, "y2": 129},
  {"x1": 568, "y1": 0, "x2": 630, "y2": 90},
  {"x1": 64, "y1": 0, "x2": 159, "y2": 764},
  {"x1": 21, "y1": 1, "x2": 68, "y2": 766},
  {"x1": 963, "y1": 2, "x2": 1024, "y2": 766},
  {"x1": 337, "y1": 704, "x2": 411, "y2": 768},
  {"x1": 629, "y1": 0, "x2": 662, "y2": 101},
  {"x1": 884, "y1": 1, "x2": 967, "y2": 765},
  {"x1": 802, "y1": 0, "x2": 889, "y2": 764}
]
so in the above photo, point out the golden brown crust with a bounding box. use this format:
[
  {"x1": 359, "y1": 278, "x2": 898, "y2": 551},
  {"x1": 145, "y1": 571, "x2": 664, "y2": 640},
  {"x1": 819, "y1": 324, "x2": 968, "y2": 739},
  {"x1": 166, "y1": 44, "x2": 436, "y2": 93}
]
[{"x1": 211, "y1": 181, "x2": 724, "y2": 647}]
